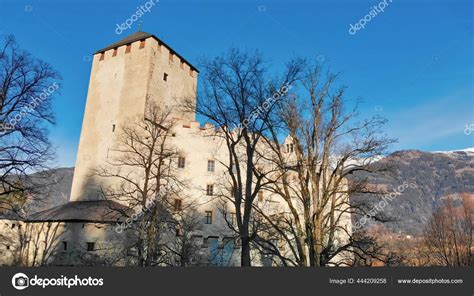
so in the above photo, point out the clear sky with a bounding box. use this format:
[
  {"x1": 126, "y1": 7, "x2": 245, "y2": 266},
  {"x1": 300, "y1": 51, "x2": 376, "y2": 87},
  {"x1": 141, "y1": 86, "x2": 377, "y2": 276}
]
[{"x1": 0, "y1": 0, "x2": 472, "y2": 167}]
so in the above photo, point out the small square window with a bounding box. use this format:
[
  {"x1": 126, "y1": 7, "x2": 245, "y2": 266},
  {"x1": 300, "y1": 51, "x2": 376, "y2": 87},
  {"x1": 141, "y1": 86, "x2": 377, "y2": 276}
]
[
  {"x1": 87, "y1": 242, "x2": 95, "y2": 252},
  {"x1": 178, "y1": 157, "x2": 186, "y2": 169},
  {"x1": 62, "y1": 241, "x2": 68, "y2": 251},
  {"x1": 112, "y1": 124, "x2": 116, "y2": 132},
  {"x1": 230, "y1": 213, "x2": 236, "y2": 225},
  {"x1": 207, "y1": 160, "x2": 215, "y2": 172},
  {"x1": 286, "y1": 143, "x2": 294, "y2": 153},
  {"x1": 163, "y1": 73, "x2": 168, "y2": 81},
  {"x1": 206, "y1": 184, "x2": 214, "y2": 196},
  {"x1": 174, "y1": 199, "x2": 182, "y2": 212},
  {"x1": 205, "y1": 211, "x2": 213, "y2": 224}
]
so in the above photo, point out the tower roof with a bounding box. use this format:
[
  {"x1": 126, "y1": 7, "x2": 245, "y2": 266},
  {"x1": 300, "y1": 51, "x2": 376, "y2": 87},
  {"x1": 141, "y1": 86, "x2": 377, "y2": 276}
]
[{"x1": 95, "y1": 31, "x2": 199, "y2": 72}]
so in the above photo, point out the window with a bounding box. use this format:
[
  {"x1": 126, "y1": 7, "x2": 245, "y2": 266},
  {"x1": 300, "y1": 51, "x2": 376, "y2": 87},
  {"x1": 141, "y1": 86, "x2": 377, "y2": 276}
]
[
  {"x1": 62, "y1": 241, "x2": 68, "y2": 251},
  {"x1": 206, "y1": 184, "x2": 214, "y2": 196},
  {"x1": 163, "y1": 73, "x2": 168, "y2": 81},
  {"x1": 139, "y1": 39, "x2": 146, "y2": 49},
  {"x1": 112, "y1": 124, "x2": 116, "y2": 132},
  {"x1": 169, "y1": 52, "x2": 174, "y2": 62},
  {"x1": 178, "y1": 157, "x2": 185, "y2": 169},
  {"x1": 11, "y1": 224, "x2": 15, "y2": 229},
  {"x1": 207, "y1": 160, "x2": 215, "y2": 172},
  {"x1": 205, "y1": 211, "x2": 213, "y2": 224},
  {"x1": 286, "y1": 143, "x2": 294, "y2": 153},
  {"x1": 112, "y1": 48, "x2": 118, "y2": 57},
  {"x1": 230, "y1": 212, "x2": 236, "y2": 225},
  {"x1": 99, "y1": 52, "x2": 105, "y2": 61},
  {"x1": 6, "y1": 245, "x2": 10, "y2": 250},
  {"x1": 87, "y1": 242, "x2": 95, "y2": 252},
  {"x1": 174, "y1": 199, "x2": 182, "y2": 212},
  {"x1": 258, "y1": 191, "x2": 264, "y2": 202},
  {"x1": 125, "y1": 44, "x2": 131, "y2": 54}
]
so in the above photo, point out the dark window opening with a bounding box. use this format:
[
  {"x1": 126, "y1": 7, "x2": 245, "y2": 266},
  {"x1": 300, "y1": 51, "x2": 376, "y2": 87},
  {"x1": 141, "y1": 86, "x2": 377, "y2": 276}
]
[
  {"x1": 163, "y1": 73, "x2": 168, "y2": 81},
  {"x1": 87, "y1": 242, "x2": 95, "y2": 252},
  {"x1": 206, "y1": 184, "x2": 214, "y2": 196},
  {"x1": 62, "y1": 241, "x2": 68, "y2": 251},
  {"x1": 174, "y1": 199, "x2": 182, "y2": 212},
  {"x1": 178, "y1": 157, "x2": 185, "y2": 169},
  {"x1": 205, "y1": 211, "x2": 213, "y2": 224}
]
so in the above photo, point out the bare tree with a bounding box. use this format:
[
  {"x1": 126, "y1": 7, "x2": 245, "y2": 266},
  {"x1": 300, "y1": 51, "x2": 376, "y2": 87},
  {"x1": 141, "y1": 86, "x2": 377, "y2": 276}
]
[
  {"x1": 0, "y1": 221, "x2": 64, "y2": 266},
  {"x1": 421, "y1": 194, "x2": 473, "y2": 266},
  {"x1": 94, "y1": 103, "x2": 183, "y2": 266},
  {"x1": 163, "y1": 206, "x2": 205, "y2": 266},
  {"x1": 254, "y1": 60, "x2": 395, "y2": 266},
  {"x1": 183, "y1": 49, "x2": 300, "y2": 266},
  {"x1": 0, "y1": 35, "x2": 59, "y2": 215}
]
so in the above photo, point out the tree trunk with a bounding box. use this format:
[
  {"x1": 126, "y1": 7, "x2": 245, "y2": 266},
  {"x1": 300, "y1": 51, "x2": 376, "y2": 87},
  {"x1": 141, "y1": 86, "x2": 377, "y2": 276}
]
[{"x1": 241, "y1": 235, "x2": 251, "y2": 266}]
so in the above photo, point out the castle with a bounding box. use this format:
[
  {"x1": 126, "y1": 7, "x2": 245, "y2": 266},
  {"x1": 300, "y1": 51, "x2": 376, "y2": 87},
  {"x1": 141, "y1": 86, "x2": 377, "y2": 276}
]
[{"x1": 0, "y1": 32, "x2": 351, "y2": 266}]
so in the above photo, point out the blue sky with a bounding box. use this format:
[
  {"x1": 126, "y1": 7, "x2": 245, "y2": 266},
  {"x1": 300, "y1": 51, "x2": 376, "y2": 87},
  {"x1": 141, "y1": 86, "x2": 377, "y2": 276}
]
[{"x1": 0, "y1": 0, "x2": 472, "y2": 167}]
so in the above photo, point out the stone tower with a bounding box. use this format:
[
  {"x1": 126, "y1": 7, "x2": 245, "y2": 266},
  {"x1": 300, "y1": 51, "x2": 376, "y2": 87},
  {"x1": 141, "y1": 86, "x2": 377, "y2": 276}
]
[{"x1": 70, "y1": 32, "x2": 198, "y2": 201}]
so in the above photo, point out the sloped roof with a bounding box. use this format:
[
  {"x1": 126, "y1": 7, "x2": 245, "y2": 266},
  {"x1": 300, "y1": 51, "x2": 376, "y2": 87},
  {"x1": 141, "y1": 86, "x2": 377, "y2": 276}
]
[
  {"x1": 95, "y1": 31, "x2": 199, "y2": 72},
  {"x1": 26, "y1": 200, "x2": 133, "y2": 223}
]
